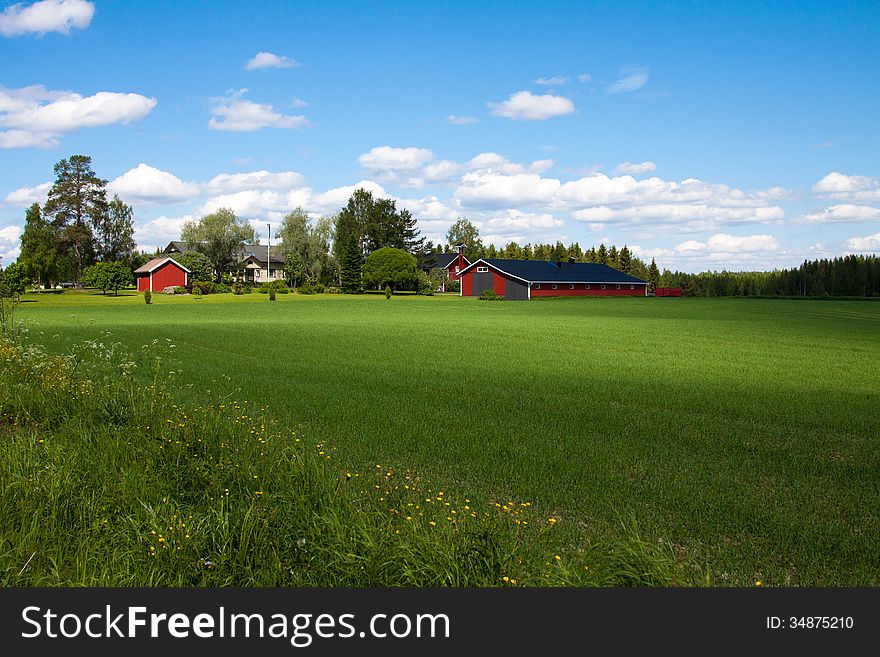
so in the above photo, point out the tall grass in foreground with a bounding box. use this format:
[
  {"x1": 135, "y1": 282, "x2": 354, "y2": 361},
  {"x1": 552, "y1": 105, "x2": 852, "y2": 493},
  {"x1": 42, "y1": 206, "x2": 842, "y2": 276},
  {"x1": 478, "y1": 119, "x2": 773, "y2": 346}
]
[{"x1": 0, "y1": 335, "x2": 699, "y2": 587}]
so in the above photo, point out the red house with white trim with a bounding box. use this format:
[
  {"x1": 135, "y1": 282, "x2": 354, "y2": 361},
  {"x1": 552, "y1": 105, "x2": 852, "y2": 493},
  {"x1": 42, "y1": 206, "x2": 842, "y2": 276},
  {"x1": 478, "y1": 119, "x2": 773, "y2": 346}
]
[
  {"x1": 135, "y1": 257, "x2": 190, "y2": 292},
  {"x1": 458, "y1": 258, "x2": 648, "y2": 300}
]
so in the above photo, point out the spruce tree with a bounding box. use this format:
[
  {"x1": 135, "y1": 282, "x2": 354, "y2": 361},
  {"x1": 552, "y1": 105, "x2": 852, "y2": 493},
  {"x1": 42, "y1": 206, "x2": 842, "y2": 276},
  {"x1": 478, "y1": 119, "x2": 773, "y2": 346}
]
[
  {"x1": 648, "y1": 258, "x2": 660, "y2": 292},
  {"x1": 617, "y1": 246, "x2": 632, "y2": 273},
  {"x1": 597, "y1": 243, "x2": 609, "y2": 265},
  {"x1": 340, "y1": 232, "x2": 363, "y2": 293}
]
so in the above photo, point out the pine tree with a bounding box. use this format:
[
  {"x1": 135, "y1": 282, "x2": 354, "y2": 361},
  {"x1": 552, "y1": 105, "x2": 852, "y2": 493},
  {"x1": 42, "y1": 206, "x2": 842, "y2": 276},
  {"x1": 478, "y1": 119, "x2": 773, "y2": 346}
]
[
  {"x1": 608, "y1": 245, "x2": 619, "y2": 268},
  {"x1": 617, "y1": 245, "x2": 632, "y2": 273},
  {"x1": 597, "y1": 243, "x2": 609, "y2": 265},
  {"x1": 43, "y1": 155, "x2": 108, "y2": 282},
  {"x1": 340, "y1": 232, "x2": 363, "y2": 293},
  {"x1": 648, "y1": 258, "x2": 660, "y2": 292}
]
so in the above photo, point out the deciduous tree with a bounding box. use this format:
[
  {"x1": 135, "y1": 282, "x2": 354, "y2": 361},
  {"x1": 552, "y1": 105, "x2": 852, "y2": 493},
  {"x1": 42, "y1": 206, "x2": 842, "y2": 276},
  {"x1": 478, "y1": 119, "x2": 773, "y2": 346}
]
[
  {"x1": 362, "y1": 247, "x2": 418, "y2": 293},
  {"x1": 180, "y1": 208, "x2": 255, "y2": 282}
]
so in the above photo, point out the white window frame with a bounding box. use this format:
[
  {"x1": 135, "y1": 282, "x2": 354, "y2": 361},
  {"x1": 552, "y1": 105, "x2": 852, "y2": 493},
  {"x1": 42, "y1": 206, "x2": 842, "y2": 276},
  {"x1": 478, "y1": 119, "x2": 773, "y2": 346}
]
[
  {"x1": 551, "y1": 284, "x2": 558, "y2": 290},
  {"x1": 534, "y1": 284, "x2": 541, "y2": 290},
  {"x1": 616, "y1": 284, "x2": 621, "y2": 290},
  {"x1": 569, "y1": 284, "x2": 575, "y2": 290},
  {"x1": 586, "y1": 284, "x2": 591, "y2": 290},
  {"x1": 601, "y1": 284, "x2": 606, "y2": 290},
  {"x1": 630, "y1": 284, "x2": 635, "y2": 289},
  {"x1": 476, "y1": 266, "x2": 488, "y2": 272}
]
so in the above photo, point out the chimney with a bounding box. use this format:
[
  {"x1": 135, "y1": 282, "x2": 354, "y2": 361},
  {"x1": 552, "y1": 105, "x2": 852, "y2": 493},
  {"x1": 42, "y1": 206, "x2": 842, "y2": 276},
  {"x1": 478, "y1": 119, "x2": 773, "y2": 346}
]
[{"x1": 456, "y1": 244, "x2": 465, "y2": 254}]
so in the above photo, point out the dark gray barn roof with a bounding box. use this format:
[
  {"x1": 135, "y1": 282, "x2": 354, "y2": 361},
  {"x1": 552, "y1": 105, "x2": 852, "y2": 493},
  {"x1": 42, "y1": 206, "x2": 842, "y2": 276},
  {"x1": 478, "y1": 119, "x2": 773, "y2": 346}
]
[{"x1": 461, "y1": 258, "x2": 648, "y2": 284}]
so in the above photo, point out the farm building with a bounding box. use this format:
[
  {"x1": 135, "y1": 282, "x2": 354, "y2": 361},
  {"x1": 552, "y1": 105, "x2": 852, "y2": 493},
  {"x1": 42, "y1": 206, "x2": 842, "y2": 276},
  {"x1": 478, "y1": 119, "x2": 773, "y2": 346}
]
[
  {"x1": 162, "y1": 241, "x2": 285, "y2": 283},
  {"x1": 459, "y1": 258, "x2": 648, "y2": 300},
  {"x1": 135, "y1": 257, "x2": 190, "y2": 292},
  {"x1": 419, "y1": 244, "x2": 470, "y2": 283}
]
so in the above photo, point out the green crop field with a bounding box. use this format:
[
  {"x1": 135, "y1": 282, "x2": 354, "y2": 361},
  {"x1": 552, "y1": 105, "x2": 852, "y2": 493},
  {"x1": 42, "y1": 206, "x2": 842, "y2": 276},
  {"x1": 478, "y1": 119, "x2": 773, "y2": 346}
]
[{"x1": 11, "y1": 291, "x2": 880, "y2": 586}]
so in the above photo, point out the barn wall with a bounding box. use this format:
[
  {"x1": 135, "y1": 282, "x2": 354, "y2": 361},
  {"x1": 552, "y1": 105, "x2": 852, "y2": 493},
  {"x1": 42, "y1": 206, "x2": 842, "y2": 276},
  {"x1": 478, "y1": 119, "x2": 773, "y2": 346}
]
[
  {"x1": 531, "y1": 284, "x2": 646, "y2": 297},
  {"x1": 137, "y1": 275, "x2": 149, "y2": 292},
  {"x1": 504, "y1": 277, "x2": 530, "y2": 300},
  {"x1": 150, "y1": 263, "x2": 187, "y2": 291},
  {"x1": 470, "y1": 271, "x2": 494, "y2": 295}
]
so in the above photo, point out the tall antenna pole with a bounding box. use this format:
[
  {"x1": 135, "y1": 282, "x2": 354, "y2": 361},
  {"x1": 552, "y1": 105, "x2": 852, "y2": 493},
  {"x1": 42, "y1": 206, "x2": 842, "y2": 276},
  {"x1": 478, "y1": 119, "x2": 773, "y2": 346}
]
[{"x1": 267, "y1": 223, "x2": 271, "y2": 282}]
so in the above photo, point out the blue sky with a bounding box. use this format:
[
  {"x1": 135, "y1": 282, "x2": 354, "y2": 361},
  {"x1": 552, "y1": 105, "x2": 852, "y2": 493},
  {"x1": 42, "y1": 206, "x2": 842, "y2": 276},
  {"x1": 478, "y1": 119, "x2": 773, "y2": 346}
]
[{"x1": 1, "y1": 0, "x2": 879, "y2": 271}]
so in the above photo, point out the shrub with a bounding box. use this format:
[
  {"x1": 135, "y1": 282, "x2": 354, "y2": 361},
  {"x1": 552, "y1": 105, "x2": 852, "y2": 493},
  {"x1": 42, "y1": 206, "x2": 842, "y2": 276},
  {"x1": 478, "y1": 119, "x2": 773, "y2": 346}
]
[
  {"x1": 144, "y1": 290, "x2": 152, "y2": 305},
  {"x1": 269, "y1": 288, "x2": 276, "y2": 301},
  {"x1": 233, "y1": 282, "x2": 243, "y2": 295},
  {"x1": 479, "y1": 289, "x2": 503, "y2": 301},
  {"x1": 193, "y1": 286, "x2": 202, "y2": 299},
  {"x1": 325, "y1": 286, "x2": 342, "y2": 294},
  {"x1": 243, "y1": 285, "x2": 254, "y2": 294},
  {"x1": 212, "y1": 282, "x2": 231, "y2": 294},
  {"x1": 173, "y1": 286, "x2": 187, "y2": 295},
  {"x1": 445, "y1": 279, "x2": 461, "y2": 293},
  {"x1": 385, "y1": 285, "x2": 392, "y2": 299}
]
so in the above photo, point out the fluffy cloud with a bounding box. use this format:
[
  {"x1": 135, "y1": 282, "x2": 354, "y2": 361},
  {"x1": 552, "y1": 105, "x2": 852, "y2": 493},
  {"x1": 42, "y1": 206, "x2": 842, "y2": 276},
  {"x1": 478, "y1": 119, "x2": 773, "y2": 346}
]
[
  {"x1": 607, "y1": 66, "x2": 649, "y2": 94},
  {"x1": 208, "y1": 89, "x2": 308, "y2": 131},
  {"x1": 0, "y1": 0, "x2": 93, "y2": 37},
  {"x1": 0, "y1": 85, "x2": 156, "y2": 148},
  {"x1": 847, "y1": 232, "x2": 880, "y2": 252},
  {"x1": 455, "y1": 171, "x2": 562, "y2": 208},
  {"x1": 482, "y1": 209, "x2": 564, "y2": 232},
  {"x1": 244, "y1": 52, "x2": 299, "y2": 70},
  {"x1": 133, "y1": 215, "x2": 193, "y2": 252},
  {"x1": 812, "y1": 172, "x2": 880, "y2": 202},
  {"x1": 4, "y1": 181, "x2": 51, "y2": 206},
  {"x1": 614, "y1": 161, "x2": 656, "y2": 175},
  {"x1": 798, "y1": 204, "x2": 880, "y2": 223},
  {"x1": 206, "y1": 170, "x2": 305, "y2": 193},
  {"x1": 578, "y1": 73, "x2": 592, "y2": 83},
  {"x1": 0, "y1": 224, "x2": 21, "y2": 261},
  {"x1": 631, "y1": 233, "x2": 781, "y2": 268},
  {"x1": 108, "y1": 164, "x2": 200, "y2": 204},
  {"x1": 446, "y1": 114, "x2": 478, "y2": 125},
  {"x1": 358, "y1": 146, "x2": 434, "y2": 173},
  {"x1": 535, "y1": 76, "x2": 568, "y2": 85},
  {"x1": 488, "y1": 91, "x2": 575, "y2": 121}
]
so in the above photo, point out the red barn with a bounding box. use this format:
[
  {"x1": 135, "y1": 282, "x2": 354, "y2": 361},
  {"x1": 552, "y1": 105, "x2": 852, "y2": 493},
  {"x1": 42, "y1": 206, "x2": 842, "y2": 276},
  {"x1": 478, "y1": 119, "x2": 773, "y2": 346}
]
[
  {"x1": 419, "y1": 244, "x2": 470, "y2": 282},
  {"x1": 135, "y1": 257, "x2": 190, "y2": 292},
  {"x1": 458, "y1": 258, "x2": 648, "y2": 300},
  {"x1": 654, "y1": 287, "x2": 682, "y2": 297}
]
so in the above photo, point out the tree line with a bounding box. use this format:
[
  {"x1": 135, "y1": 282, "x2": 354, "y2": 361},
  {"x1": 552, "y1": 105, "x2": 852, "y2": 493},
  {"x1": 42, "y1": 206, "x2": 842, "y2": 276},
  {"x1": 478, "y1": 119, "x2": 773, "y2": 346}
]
[{"x1": 659, "y1": 255, "x2": 880, "y2": 297}]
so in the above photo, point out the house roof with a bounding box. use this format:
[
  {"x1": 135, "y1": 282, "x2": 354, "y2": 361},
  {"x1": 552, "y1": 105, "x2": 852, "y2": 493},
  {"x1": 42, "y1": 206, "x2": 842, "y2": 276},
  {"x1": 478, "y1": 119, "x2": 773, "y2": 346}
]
[
  {"x1": 163, "y1": 241, "x2": 202, "y2": 254},
  {"x1": 240, "y1": 244, "x2": 285, "y2": 265},
  {"x1": 134, "y1": 257, "x2": 191, "y2": 274},
  {"x1": 419, "y1": 252, "x2": 470, "y2": 270},
  {"x1": 460, "y1": 258, "x2": 648, "y2": 284}
]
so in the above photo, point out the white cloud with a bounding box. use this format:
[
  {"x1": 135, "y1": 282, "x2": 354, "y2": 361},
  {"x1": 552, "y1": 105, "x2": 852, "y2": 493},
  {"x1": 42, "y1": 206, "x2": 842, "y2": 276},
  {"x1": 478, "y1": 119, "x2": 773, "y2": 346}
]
[
  {"x1": 798, "y1": 204, "x2": 880, "y2": 224},
  {"x1": 847, "y1": 231, "x2": 880, "y2": 252},
  {"x1": 483, "y1": 209, "x2": 564, "y2": 232},
  {"x1": 0, "y1": 224, "x2": 22, "y2": 262},
  {"x1": 0, "y1": 0, "x2": 93, "y2": 37},
  {"x1": 631, "y1": 233, "x2": 781, "y2": 269},
  {"x1": 198, "y1": 189, "x2": 312, "y2": 218},
  {"x1": 133, "y1": 215, "x2": 193, "y2": 251},
  {"x1": 358, "y1": 146, "x2": 434, "y2": 172},
  {"x1": 0, "y1": 85, "x2": 156, "y2": 148},
  {"x1": 244, "y1": 52, "x2": 299, "y2": 70},
  {"x1": 446, "y1": 114, "x2": 478, "y2": 125},
  {"x1": 578, "y1": 73, "x2": 592, "y2": 83},
  {"x1": 4, "y1": 181, "x2": 51, "y2": 206},
  {"x1": 535, "y1": 76, "x2": 568, "y2": 85},
  {"x1": 455, "y1": 170, "x2": 562, "y2": 208},
  {"x1": 614, "y1": 161, "x2": 656, "y2": 175},
  {"x1": 208, "y1": 89, "x2": 308, "y2": 131},
  {"x1": 607, "y1": 66, "x2": 649, "y2": 94},
  {"x1": 290, "y1": 97, "x2": 308, "y2": 108},
  {"x1": 488, "y1": 90, "x2": 575, "y2": 121},
  {"x1": 308, "y1": 180, "x2": 388, "y2": 213},
  {"x1": 812, "y1": 172, "x2": 880, "y2": 202},
  {"x1": 422, "y1": 160, "x2": 464, "y2": 181},
  {"x1": 108, "y1": 164, "x2": 199, "y2": 205},
  {"x1": 206, "y1": 170, "x2": 306, "y2": 193}
]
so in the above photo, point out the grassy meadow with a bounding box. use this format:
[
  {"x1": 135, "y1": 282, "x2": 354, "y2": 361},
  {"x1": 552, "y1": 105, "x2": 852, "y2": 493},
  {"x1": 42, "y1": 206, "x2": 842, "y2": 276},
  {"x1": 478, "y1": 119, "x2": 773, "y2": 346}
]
[{"x1": 4, "y1": 290, "x2": 880, "y2": 586}]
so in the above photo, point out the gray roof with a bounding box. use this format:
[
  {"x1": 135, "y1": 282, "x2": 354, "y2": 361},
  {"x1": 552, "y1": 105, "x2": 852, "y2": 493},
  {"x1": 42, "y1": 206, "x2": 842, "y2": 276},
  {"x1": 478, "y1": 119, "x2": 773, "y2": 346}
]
[
  {"x1": 419, "y1": 252, "x2": 469, "y2": 270},
  {"x1": 461, "y1": 258, "x2": 648, "y2": 284}
]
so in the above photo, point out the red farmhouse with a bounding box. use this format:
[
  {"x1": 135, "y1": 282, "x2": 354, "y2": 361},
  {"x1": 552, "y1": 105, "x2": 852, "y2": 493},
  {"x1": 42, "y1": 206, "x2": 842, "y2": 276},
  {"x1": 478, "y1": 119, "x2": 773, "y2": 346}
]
[
  {"x1": 458, "y1": 258, "x2": 648, "y2": 300},
  {"x1": 135, "y1": 257, "x2": 190, "y2": 292},
  {"x1": 419, "y1": 244, "x2": 470, "y2": 282}
]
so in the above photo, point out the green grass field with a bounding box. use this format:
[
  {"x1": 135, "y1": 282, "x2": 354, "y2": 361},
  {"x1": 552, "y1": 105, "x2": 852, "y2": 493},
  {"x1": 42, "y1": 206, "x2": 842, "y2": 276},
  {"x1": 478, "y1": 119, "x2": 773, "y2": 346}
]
[{"x1": 13, "y1": 290, "x2": 880, "y2": 585}]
